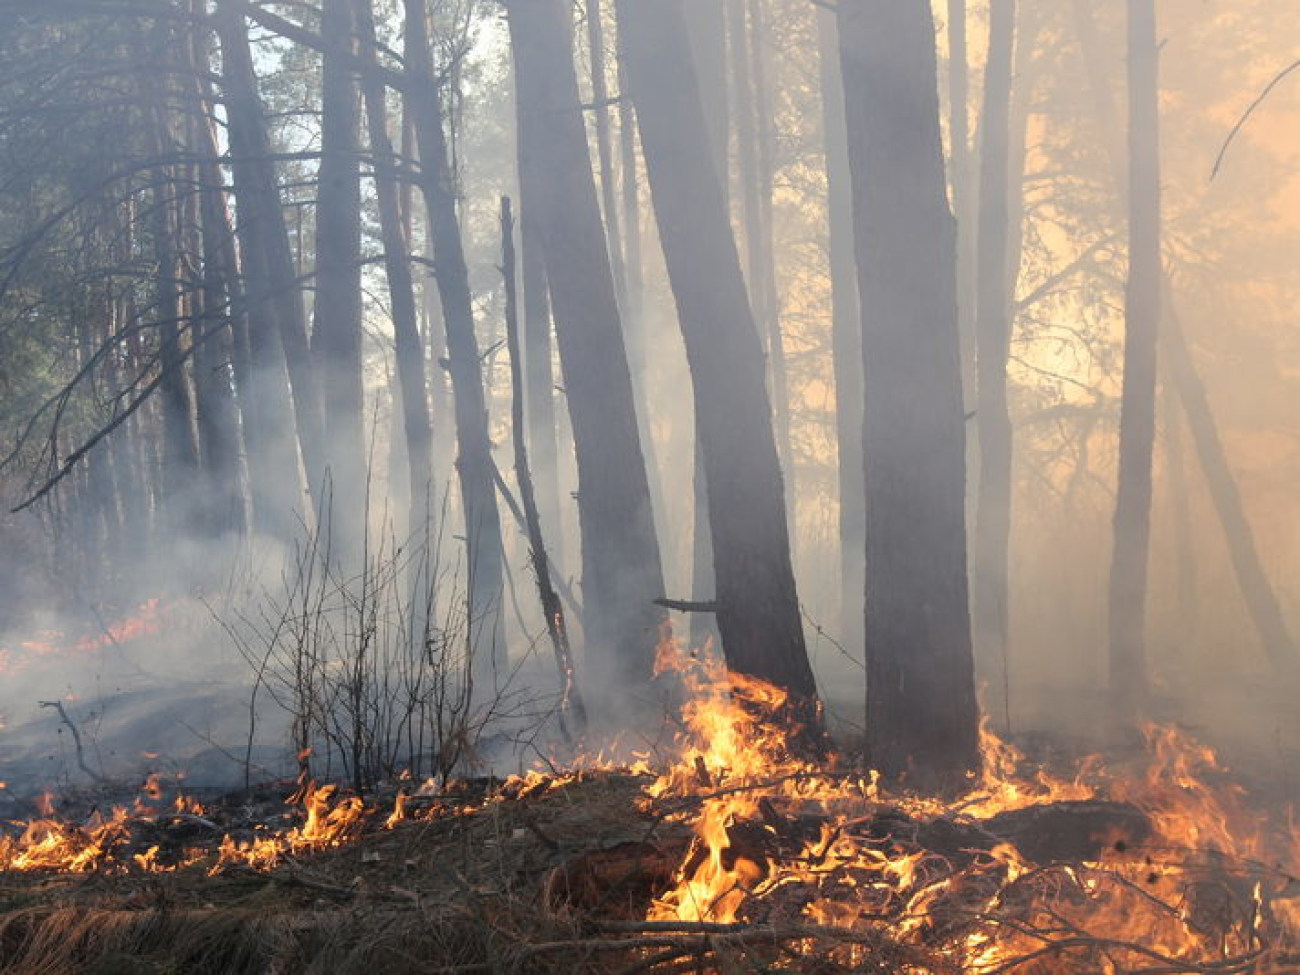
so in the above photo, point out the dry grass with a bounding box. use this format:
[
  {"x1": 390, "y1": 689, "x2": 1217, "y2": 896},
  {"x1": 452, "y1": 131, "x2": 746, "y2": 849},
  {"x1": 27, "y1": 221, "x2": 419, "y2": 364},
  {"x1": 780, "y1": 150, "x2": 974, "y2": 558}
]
[{"x1": 0, "y1": 773, "x2": 697, "y2": 974}]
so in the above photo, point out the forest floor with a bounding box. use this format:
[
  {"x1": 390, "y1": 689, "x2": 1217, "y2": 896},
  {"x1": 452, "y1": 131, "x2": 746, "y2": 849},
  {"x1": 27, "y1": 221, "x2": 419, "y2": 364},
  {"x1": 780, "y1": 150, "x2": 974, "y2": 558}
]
[
  {"x1": 3, "y1": 746, "x2": 1300, "y2": 975},
  {"x1": 0, "y1": 770, "x2": 700, "y2": 975}
]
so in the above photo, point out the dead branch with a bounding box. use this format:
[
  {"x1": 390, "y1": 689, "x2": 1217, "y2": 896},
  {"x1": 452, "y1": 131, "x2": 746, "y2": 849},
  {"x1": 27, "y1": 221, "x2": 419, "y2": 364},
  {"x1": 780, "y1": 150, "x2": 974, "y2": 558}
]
[
  {"x1": 1212, "y1": 59, "x2": 1300, "y2": 180},
  {"x1": 38, "y1": 700, "x2": 108, "y2": 784},
  {"x1": 653, "y1": 598, "x2": 719, "y2": 614}
]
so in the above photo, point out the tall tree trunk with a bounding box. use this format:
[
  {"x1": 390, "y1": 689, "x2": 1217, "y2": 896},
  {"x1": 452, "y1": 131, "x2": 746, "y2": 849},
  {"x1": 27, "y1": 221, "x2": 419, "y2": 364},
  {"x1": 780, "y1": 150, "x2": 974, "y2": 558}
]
[
  {"x1": 193, "y1": 43, "x2": 258, "y2": 533},
  {"x1": 948, "y1": 0, "x2": 977, "y2": 408},
  {"x1": 501, "y1": 196, "x2": 586, "y2": 733},
  {"x1": 141, "y1": 41, "x2": 201, "y2": 528},
  {"x1": 149, "y1": 162, "x2": 201, "y2": 522},
  {"x1": 816, "y1": 8, "x2": 864, "y2": 655},
  {"x1": 590, "y1": 0, "x2": 668, "y2": 587},
  {"x1": 615, "y1": 0, "x2": 823, "y2": 743},
  {"x1": 683, "y1": 0, "x2": 728, "y2": 651},
  {"x1": 972, "y1": 0, "x2": 1018, "y2": 727},
  {"x1": 505, "y1": 0, "x2": 667, "y2": 703},
  {"x1": 616, "y1": 36, "x2": 644, "y2": 335},
  {"x1": 517, "y1": 186, "x2": 561, "y2": 545},
  {"x1": 354, "y1": 0, "x2": 432, "y2": 535},
  {"x1": 727, "y1": 0, "x2": 793, "y2": 501},
  {"x1": 1107, "y1": 0, "x2": 1161, "y2": 724},
  {"x1": 838, "y1": 0, "x2": 980, "y2": 791},
  {"x1": 746, "y1": 0, "x2": 793, "y2": 502},
  {"x1": 403, "y1": 0, "x2": 505, "y2": 685},
  {"x1": 190, "y1": 96, "x2": 247, "y2": 537},
  {"x1": 1072, "y1": 0, "x2": 1296, "y2": 685},
  {"x1": 1162, "y1": 381, "x2": 1197, "y2": 635},
  {"x1": 1162, "y1": 295, "x2": 1299, "y2": 678},
  {"x1": 585, "y1": 0, "x2": 626, "y2": 311},
  {"x1": 215, "y1": 0, "x2": 316, "y2": 536},
  {"x1": 311, "y1": 0, "x2": 366, "y2": 553}
]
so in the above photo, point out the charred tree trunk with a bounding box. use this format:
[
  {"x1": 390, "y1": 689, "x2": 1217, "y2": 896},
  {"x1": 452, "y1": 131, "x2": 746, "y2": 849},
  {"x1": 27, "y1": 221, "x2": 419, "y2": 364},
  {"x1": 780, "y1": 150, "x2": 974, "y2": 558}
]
[
  {"x1": 311, "y1": 0, "x2": 366, "y2": 553},
  {"x1": 505, "y1": 0, "x2": 667, "y2": 702},
  {"x1": 972, "y1": 0, "x2": 1018, "y2": 724},
  {"x1": 816, "y1": 8, "x2": 864, "y2": 655},
  {"x1": 615, "y1": 0, "x2": 822, "y2": 741},
  {"x1": 838, "y1": 0, "x2": 980, "y2": 791},
  {"x1": 403, "y1": 0, "x2": 505, "y2": 684},
  {"x1": 1107, "y1": 0, "x2": 1161, "y2": 724}
]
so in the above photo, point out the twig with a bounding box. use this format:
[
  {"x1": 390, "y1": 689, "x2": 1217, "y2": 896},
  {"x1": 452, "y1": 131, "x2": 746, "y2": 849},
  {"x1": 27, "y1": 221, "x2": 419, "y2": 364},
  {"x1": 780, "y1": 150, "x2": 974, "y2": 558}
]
[
  {"x1": 1211, "y1": 59, "x2": 1300, "y2": 180},
  {"x1": 652, "y1": 770, "x2": 844, "y2": 813},
  {"x1": 39, "y1": 700, "x2": 108, "y2": 784}
]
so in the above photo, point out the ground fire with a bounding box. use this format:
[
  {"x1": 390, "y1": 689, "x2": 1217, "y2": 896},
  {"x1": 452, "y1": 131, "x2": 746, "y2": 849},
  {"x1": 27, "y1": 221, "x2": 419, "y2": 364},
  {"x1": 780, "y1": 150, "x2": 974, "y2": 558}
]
[{"x1": 1, "y1": 634, "x2": 1298, "y2": 973}]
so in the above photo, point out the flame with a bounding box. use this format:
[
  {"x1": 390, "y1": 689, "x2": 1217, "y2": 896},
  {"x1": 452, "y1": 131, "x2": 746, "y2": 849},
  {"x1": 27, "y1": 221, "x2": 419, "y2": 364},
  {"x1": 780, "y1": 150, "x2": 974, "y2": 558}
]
[
  {"x1": 643, "y1": 634, "x2": 1300, "y2": 971},
  {"x1": 2, "y1": 627, "x2": 1299, "y2": 971},
  {"x1": 0, "y1": 599, "x2": 163, "y2": 677}
]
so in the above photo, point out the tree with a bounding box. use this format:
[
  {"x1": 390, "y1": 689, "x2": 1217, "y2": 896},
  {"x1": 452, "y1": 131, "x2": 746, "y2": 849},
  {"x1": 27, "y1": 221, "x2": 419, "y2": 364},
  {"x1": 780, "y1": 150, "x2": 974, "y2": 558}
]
[
  {"x1": 504, "y1": 0, "x2": 666, "y2": 704},
  {"x1": 972, "y1": 0, "x2": 1018, "y2": 720},
  {"x1": 311, "y1": 0, "x2": 366, "y2": 554},
  {"x1": 214, "y1": 0, "x2": 314, "y2": 538},
  {"x1": 1106, "y1": 0, "x2": 1161, "y2": 724},
  {"x1": 401, "y1": 0, "x2": 506, "y2": 685},
  {"x1": 615, "y1": 0, "x2": 823, "y2": 742},
  {"x1": 816, "y1": 7, "x2": 864, "y2": 655},
  {"x1": 838, "y1": 0, "x2": 980, "y2": 790},
  {"x1": 353, "y1": 0, "x2": 433, "y2": 536},
  {"x1": 729, "y1": 0, "x2": 793, "y2": 500}
]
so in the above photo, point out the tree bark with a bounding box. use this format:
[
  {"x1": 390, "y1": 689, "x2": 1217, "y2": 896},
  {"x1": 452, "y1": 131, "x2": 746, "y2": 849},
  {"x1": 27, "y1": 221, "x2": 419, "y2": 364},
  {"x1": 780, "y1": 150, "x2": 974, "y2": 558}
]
[
  {"x1": 838, "y1": 0, "x2": 980, "y2": 791},
  {"x1": 615, "y1": 0, "x2": 822, "y2": 741},
  {"x1": 505, "y1": 0, "x2": 667, "y2": 700},
  {"x1": 1107, "y1": 0, "x2": 1161, "y2": 724}
]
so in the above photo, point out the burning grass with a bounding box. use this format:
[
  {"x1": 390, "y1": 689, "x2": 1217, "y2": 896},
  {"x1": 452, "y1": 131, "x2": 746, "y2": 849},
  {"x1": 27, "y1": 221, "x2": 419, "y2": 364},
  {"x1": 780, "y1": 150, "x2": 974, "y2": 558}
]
[{"x1": 3, "y1": 643, "x2": 1300, "y2": 973}]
